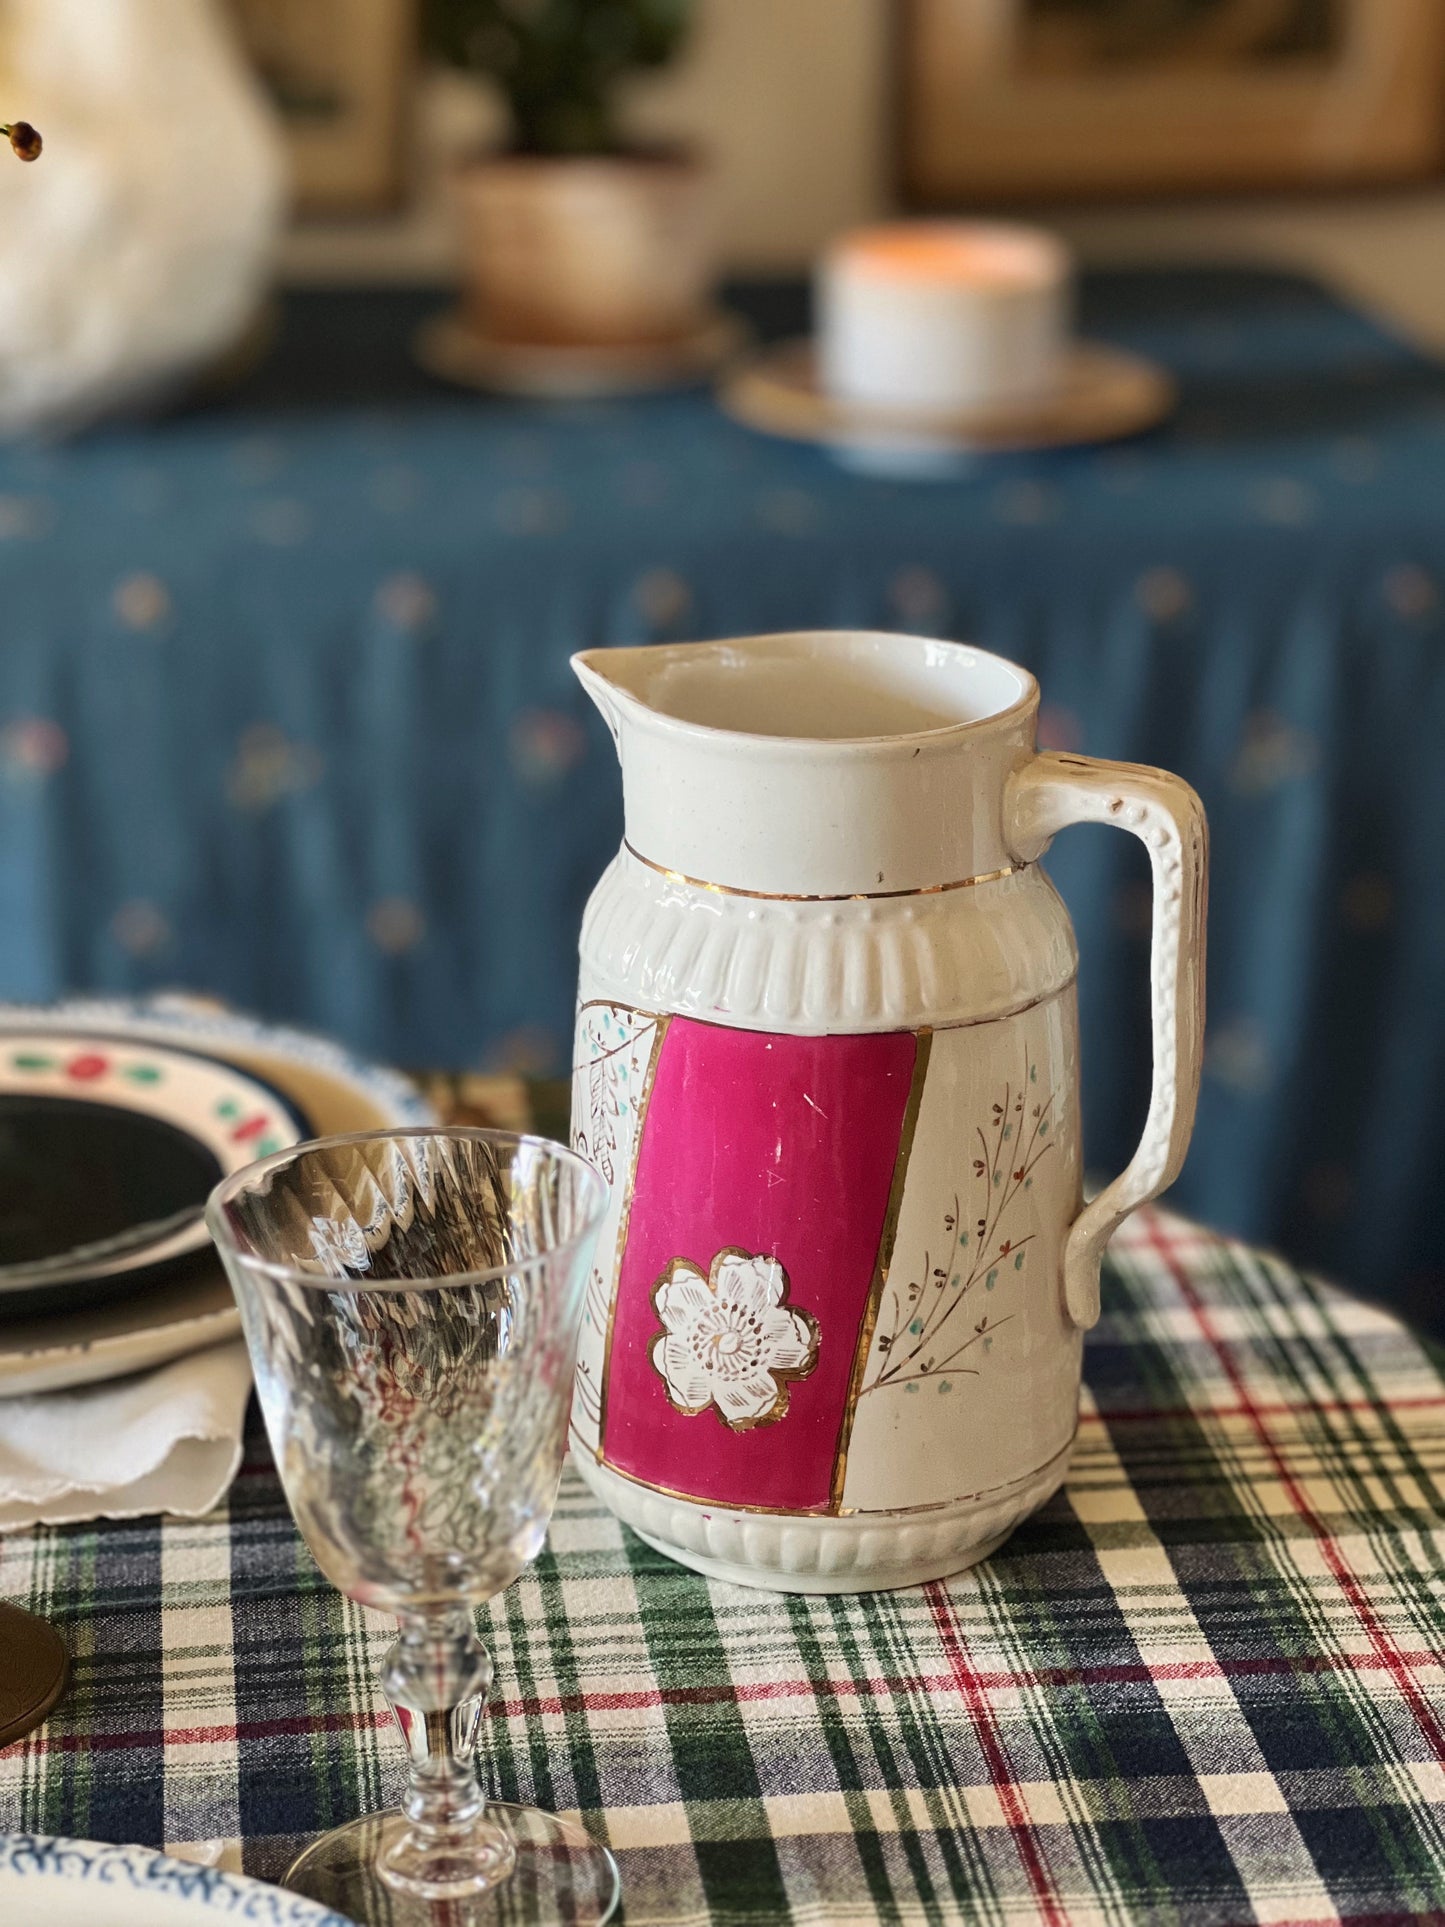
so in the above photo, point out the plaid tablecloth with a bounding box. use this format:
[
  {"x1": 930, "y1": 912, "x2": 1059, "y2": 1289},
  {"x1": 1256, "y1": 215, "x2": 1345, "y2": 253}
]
[{"x1": 3, "y1": 1200, "x2": 1445, "y2": 1925}]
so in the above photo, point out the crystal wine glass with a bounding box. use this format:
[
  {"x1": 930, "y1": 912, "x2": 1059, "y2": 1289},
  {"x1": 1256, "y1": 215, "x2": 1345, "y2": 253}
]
[{"x1": 207, "y1": 1127, "x2": 615, "y2": 1926}]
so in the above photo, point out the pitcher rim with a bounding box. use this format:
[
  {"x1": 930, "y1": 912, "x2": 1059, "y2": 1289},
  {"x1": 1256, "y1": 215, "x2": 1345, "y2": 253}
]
[{"x1": 572, "y1": 630, "x2": 1040, "y2": 753}]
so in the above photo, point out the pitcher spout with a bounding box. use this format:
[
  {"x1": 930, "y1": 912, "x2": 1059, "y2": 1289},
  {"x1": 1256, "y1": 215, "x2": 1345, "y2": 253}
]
[{"x1": 572, "y1": 647, "x2": 663, "y2": 756}]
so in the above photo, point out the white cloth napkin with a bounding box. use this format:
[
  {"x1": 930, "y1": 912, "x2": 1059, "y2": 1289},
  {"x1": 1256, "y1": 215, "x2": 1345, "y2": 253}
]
[{"x1": 0, "y1": 1340, "x2": 252, "y2": 1532}]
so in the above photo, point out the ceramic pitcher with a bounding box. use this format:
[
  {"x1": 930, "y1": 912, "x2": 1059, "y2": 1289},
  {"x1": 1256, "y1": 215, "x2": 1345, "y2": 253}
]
[{"x1": 570, "y1": 631, "x2": 1206, "y2": 1592}]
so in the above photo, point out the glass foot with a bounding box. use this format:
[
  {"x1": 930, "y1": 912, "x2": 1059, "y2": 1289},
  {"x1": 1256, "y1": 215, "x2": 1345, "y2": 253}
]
[{"x1": 285, "y1": 1802, "x2": 620, "y2": 1925}]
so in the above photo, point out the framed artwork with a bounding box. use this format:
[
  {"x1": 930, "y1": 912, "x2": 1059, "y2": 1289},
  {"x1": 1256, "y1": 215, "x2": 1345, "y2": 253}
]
[
  {"x1": 899, "y1": 0, "x2": 1445, "y2": 205},
  {"x1": 227, "y1": 0, "x2": 416, "y2": 214}
]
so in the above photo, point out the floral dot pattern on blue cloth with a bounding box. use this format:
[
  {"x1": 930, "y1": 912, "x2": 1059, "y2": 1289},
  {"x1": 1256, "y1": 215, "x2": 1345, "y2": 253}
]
[{"x1": 0, "y1": 269, "x2": 1441, "y2": 1330}]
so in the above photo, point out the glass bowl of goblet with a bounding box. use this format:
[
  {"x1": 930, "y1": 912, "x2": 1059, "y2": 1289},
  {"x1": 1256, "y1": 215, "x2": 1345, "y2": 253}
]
[{"x1": 207, "y1": 1127, "x2": 614, "y2": 1926}]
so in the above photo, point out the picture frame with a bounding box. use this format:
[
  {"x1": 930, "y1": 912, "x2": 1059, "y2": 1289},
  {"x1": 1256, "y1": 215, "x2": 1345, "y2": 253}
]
[
  {"x1": 898, "y1": 0, "x2": 1445, "y2": 206},
  {"x1": 228, "y1": 0, "x2": 416, "y2": 215}
]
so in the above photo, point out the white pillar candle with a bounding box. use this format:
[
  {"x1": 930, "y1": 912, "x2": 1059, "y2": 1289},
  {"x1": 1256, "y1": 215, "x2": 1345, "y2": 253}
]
[{"x1": 818, "y1": 222, "x2": 1073, "y2": 414}]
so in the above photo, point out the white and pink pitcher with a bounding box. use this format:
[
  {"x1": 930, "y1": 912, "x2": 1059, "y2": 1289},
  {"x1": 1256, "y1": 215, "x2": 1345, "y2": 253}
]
[{"x1": 569, "y1": 631, "x2": 1207, "y2": 1592}]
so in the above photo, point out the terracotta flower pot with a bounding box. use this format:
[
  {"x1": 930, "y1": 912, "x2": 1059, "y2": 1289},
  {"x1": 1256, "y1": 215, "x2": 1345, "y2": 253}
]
[{"x1": 452, "y1": 152, "x2": 714, "y2": 348}]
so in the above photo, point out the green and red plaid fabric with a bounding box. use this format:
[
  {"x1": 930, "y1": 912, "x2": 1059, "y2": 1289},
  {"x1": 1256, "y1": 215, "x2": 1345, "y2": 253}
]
[{"x1": 3, "y1": 1204, "x2": 1445, "y2": 1924}]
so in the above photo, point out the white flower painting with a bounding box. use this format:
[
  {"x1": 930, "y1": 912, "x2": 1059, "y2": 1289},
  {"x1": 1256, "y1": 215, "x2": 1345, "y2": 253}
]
[{"x1": 651, "y1": 1249, "x2": 820, "y2": 1430}]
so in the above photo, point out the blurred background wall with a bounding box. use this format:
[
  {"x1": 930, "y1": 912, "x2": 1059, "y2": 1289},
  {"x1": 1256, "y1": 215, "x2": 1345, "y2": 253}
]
[
  {"x1": 6, "y1": 0, "x2": 1445, "y2": 1336},
  {"x1": 284, "y1": 0, "x2": 1445, "y2": 347}
]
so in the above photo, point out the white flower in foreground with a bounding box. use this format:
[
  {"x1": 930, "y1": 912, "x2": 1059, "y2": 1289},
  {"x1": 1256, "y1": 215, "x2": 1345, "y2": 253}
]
[{"x1": 651, "y1": 1249, "x2": 820, "y2": 1430}]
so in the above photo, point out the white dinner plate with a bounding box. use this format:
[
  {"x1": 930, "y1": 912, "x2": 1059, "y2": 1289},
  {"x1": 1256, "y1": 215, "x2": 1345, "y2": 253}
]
[
  {"x1": 0, "y1": 1835, "x2": 353, "y2": 1923},
  {"x1": 0, "y1": 998, "x2": 433, "y2": 1396}
]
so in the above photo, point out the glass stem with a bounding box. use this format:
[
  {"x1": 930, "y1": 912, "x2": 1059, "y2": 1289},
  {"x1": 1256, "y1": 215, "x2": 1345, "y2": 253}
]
[{"x1": 380, "y1": 1606, "x2": 512, "y2": 1883}]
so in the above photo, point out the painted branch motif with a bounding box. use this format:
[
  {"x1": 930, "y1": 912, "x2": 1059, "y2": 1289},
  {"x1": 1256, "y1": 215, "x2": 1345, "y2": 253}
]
[
  {"x1": 571, "y1": 1003, "x2": 659, "y2": 1433},
  {"x1": 862, "y1": 1058, "x2": 1054, "y2": 1396},
  {"x1": 573, "y1": 1004, "x2": 659, "y2": 1187}
]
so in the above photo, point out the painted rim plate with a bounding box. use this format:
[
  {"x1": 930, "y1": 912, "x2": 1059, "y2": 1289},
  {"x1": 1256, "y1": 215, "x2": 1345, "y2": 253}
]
[
  {"x1": 0, "y1": 1034, "x2": 309, "y2": 1300},
  {"x1": 0, "y1": 1835, "x2": 353, "y2": 1923},
  {"x1": 0, "y1": 999, "x2": 432, "y2": 1395}
]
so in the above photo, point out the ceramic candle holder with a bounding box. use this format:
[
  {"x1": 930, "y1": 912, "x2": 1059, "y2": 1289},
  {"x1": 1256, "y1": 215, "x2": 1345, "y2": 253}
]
[{"x1": 818, "y1": 221, "x2": 1073, "y2": 414}]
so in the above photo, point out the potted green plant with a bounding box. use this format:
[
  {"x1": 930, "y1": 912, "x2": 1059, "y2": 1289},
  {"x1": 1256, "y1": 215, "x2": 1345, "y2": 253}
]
[{"x1": 425, "y1": 0, "x2": 711, "y2": 349}]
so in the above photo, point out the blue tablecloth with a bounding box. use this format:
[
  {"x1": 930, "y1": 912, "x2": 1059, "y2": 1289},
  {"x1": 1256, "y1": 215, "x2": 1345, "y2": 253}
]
[{"x1": 1, "y1": 268, "x2": 1442, "y2": 1331}]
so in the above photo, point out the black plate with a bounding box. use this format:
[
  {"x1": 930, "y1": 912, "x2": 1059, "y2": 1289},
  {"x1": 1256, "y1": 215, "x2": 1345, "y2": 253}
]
[{"x1": 0, "y1": 1096, "x2": 224, "y2": 1316}]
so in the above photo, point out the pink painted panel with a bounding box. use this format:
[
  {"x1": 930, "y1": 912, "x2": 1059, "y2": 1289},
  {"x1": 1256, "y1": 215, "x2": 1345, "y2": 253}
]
[{"x1": 601, "y1": 1019, "x2": 917, "y2": 1511}]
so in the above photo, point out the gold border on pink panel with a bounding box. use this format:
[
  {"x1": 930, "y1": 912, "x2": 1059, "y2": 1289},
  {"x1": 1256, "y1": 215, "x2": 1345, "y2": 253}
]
[
  {"x1": 576, "y1": 1000, "x2": 943, "y2": 1518},
  {"x1": 829, "y1": 1029, "x2": 932, "y2": 1510}
]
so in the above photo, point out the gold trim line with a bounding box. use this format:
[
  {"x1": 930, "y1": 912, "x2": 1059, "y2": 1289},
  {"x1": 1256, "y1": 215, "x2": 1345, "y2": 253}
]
[
  {"x1": 572, "y1": 1420, "x2": 1080, "y2": 1519},
  {"x1": 624, "y1": 842, "x2": 1021, "y2": 902}
]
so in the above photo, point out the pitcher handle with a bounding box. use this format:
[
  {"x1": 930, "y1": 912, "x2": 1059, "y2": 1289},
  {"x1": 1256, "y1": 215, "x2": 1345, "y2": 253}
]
[{"x1": 1005, "y1": 752, "x2": 1208, "y2": 1331}]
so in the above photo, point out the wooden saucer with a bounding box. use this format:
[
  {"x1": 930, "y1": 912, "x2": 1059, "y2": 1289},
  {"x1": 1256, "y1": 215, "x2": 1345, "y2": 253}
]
[
  {"x1": 415, "y1": 307, "x2": 748, "y2": 399},
  {"x1": 0, "y1": 1602, "x2": 68, "y2": 1748},
  {"x1": 720, "y1": 338, "x2": 1175, "y2": 464}
]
